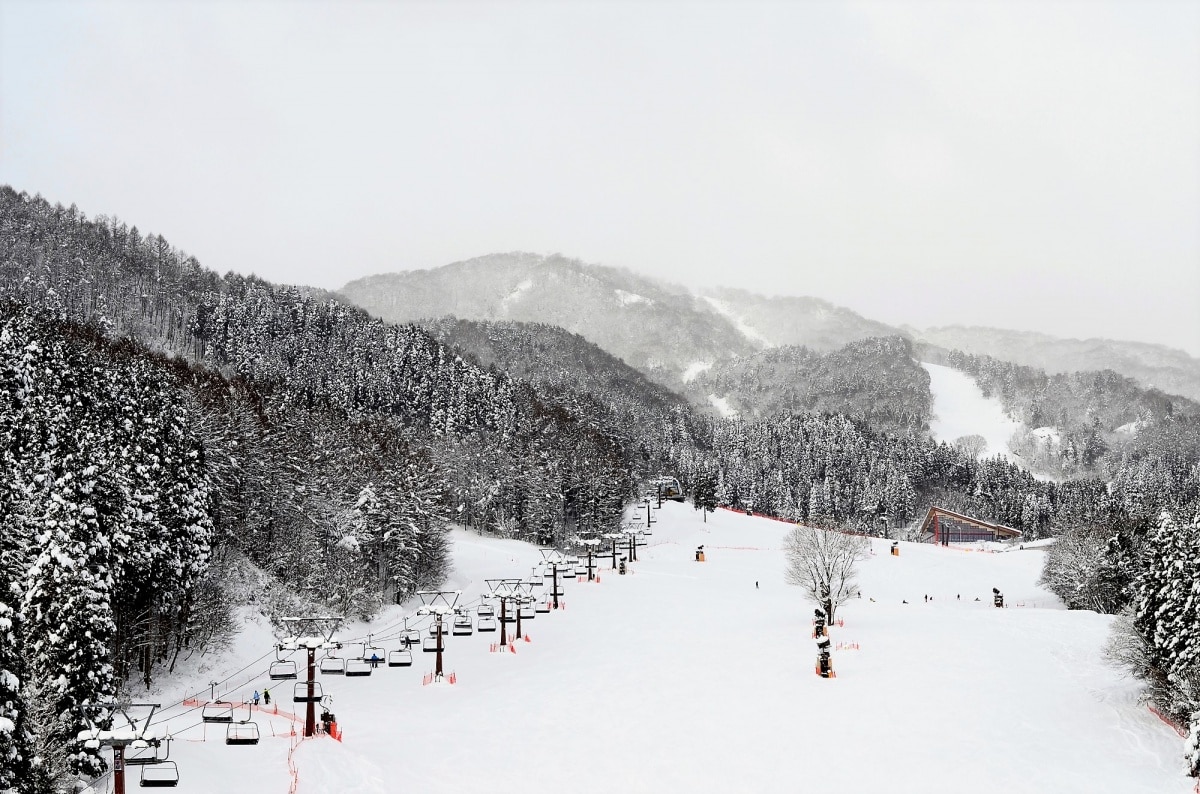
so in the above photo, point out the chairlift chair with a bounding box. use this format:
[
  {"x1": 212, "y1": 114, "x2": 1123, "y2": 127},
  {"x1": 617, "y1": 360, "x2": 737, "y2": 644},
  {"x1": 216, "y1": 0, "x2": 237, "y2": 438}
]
[
  {"x1": 543, "y1": 568, "x2": 556, "y2": 579},
  {"x1": 519, "y1": 603, "x2": 535, "y2": 620},
  {"x1": 428, "y1": 622, "x2": 444, "y2": 637},
  {"x1": 345, "y1": 659, "x2": 373, "y2": 677},
  {"x1": 269, "y1": 660, "x2": 298, "y2": 680},
  {"x1": 402, "y1": 629, "x2": 422, "y2": 646},
  {"x1": 500, "y1": 610, "x2": 516, "y2": 623},
  {"x1": 452, "y1": 614, "x2": 474, "y2": 636},
  {"x1": 319, "y1": 656, "x2": 346, "y2": 675},
  {"x1": 139, "y1": 761, "x2": 179, "y2": 788},
  {"x1": 477, "y1": 603, "x2": 496, "y2": 617},
  {"x1": 225, "y1": 721, "x2": 260, "y2": 746},
  {"x1": 477, "y1": 615, "x2": 497, "y2": 632},
  {"x1": 387, "y1": 648, "x2": 413, "y2": 667},
  {"x1": 293, "y1": 681, "x2": 324, "y2": 703},
  {"x1": 364, "y1": 646, "x2": 386, "y2": 665},
  {"x1": 422, "y1": 636, "x2": 444, "y2": 653},
  {"x1": 125, "y1": 738, "x2": 169, "y2": 766},
  {"x1": 535, "y1": 602, "x2": 551, "y2": 613},
  {"x1": 201, "y1": 702, "x2": 234, "y2": 723},
  {"x1": 574, "y1": 566, "x2": 588, "y2": 577}
]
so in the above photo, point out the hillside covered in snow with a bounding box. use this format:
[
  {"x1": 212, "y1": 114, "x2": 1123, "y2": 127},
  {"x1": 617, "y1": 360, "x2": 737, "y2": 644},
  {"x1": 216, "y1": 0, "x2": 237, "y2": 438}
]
[{"x1": 116, "y1": 503, "x2": 1196, "y2": 794}]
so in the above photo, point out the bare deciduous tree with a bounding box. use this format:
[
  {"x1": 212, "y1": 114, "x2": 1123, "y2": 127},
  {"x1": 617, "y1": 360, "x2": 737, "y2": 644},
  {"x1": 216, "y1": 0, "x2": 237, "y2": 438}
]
[{"x1": 784, "y1": 526, "x2": 868, "y2": 623}]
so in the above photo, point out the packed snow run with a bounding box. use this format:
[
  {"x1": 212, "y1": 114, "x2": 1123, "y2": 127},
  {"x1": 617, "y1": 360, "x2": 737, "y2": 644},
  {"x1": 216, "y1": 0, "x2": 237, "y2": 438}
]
[
  {"x1": 922, "y1": 361, "x2": 1024, "y2": 461},
  {"x1": 123, "y1": 503, "x2": 1191, "y2": 794}
]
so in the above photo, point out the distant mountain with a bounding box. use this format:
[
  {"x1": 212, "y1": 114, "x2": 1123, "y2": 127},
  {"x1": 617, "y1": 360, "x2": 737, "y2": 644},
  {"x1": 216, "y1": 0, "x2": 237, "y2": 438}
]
[
  {"x1": 913, "y1": 326, "x2": 1200, "y2": 402},
  {"x1": 339, "y1": 253, "x2": 900, "y2": 385},
  {"x1": 419, "y1": 316, "x2": 700, "y2": 460},
  {"x1": 687, "y1": 336, "x2": 931, "y2": 433},
  {"x1": 341, "y1": 252, "x2": 756, "y2": 384},
  {"x1": 697, "y1": 286, "x2": 902, "y2": 350}
]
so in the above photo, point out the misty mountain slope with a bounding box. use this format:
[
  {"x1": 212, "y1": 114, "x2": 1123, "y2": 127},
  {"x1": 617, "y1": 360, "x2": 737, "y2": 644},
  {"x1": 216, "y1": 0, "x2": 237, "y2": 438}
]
[
  {"x1": 700, "y1": 285, "x2": 903, "y2": 350},
  {"x1": 339, "y1": 252, "x2": 757, "y2": 384},
  {"x1": 915, "y1": 325, "x2": 1200, "y2": 402},
  {"x1": 339, "y1": 253, "x2": 918, "y2": 385},
  {"x1": 686, "y1": 336, "x2": 932, "y2": 433},
  {"x1": 419, "y1": 316, "x2": 701, "y2": 452}
]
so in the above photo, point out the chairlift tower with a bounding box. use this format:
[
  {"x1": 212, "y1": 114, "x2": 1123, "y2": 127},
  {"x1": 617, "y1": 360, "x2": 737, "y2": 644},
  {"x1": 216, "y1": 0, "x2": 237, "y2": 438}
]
[
  {"x1": 417, "y1": 591, "x2": 461, "y2": 679},
  {"x1": 485, "y1": 579, "x2": 523, "y2": 645},
  {"x1": 539, "y1": 549, "x2": 568, "y2": 609},
  {"x1": 76, "y1": 702, "x2": 164, "y2": 794},
  {"x1": 577, "y1": 537, "x2": 601, "y2": 581},
  {"x1": 602, "y1": 533, "x2": 623, "y2": 570},
  {"x1": 279, "y1": 616, "x2": 343, "y2": 737},
  {"x1": 514, "y1": 581, "x2": 535, "y2": 639},
  {"x1": 624, "y1": 529, "x2": 647, "y2": 563}
]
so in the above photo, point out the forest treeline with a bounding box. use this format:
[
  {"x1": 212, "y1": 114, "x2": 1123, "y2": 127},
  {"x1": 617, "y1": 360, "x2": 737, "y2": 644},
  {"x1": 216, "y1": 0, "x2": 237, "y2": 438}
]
[{"x1": 687, "y1": 336, "x2": 932, "y2": 433}]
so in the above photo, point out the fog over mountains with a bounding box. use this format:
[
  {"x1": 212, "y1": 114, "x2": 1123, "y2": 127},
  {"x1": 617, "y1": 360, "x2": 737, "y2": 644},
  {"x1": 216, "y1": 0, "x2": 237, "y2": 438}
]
[{"x1": 340, "y1": 252, "x2": 1200, "y2": 402}]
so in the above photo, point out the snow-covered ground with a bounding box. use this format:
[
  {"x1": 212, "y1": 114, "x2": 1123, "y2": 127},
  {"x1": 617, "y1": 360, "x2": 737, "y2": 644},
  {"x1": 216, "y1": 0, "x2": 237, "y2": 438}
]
[
  {"x1": 107, "y1": 503, "x2": 1193, "y2": 794},
  {"x1": 922, "y1": 362, "x2": 1024, "y2": 461},
  {"x1": 707, "y1": 393, "x2": 738, "y2": 418},
  {"x1": 702, "y1": 296, "x2": 772, "y2": 347}
]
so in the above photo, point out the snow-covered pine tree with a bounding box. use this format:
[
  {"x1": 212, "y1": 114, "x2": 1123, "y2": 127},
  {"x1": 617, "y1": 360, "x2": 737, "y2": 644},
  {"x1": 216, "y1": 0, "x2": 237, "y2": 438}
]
[{"x1": 1132, "y1": 511, "x2": 1200, "y2": 728}]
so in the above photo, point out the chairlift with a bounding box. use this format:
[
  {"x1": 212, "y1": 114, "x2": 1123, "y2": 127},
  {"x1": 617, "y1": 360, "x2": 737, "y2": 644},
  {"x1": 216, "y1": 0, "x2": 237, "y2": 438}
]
[
  {"x1": 139, "y1": 761, "x2": 179, "y2": 788},
  {"x1": 452, "y1": 614, "x2": 474, "y2": 636},
  {"x1": 225, "y1": 721, "x2": 260, "y2": 746},
  {"x1": 519, "y1": 604, "x2": 535, "y2": 620},
  {"x1": 345, "y1": 659, "x2": 373, "y2": 677},
  {"x1": 269, "y1": 660, "x2": 298, "y2": 680},
  {"x1": 319, "y1": 655, "x2": 346, "y2": 675},
  {"x1": 500, "y1": 610, "x2": 516, "y2": 623},
  {"x1": 402, "y1": 629, "x2": 422, "y2": 646},
  {"x1": 201, "y1": 702, "x2": 234, "y2": 723},
  {"x1": 477, "y1": 615, "x2": 497, "y2": 632},
  {"x1": 293, "y1": 681, "x2": 324, "y2": 703},
  {"x1": 574, "y1": 566, "x2": 588, "y2": 577},
  {"x1": 428, "y1": 622, "x2": 445, "y2": 637},
  {"x1": 422, "y1": 636, "x2": 444, "y2": 653},
  {"x1": 535, "y1": 602, "x2": 551, "y2": 613},
  {"x1": 477, "y1": 603, "x2": 495, "y2": 617},
  {"x1": 364, "y1": 646, "x2": 386, "y2": 665},
  {"x1": 528, "y1": 577, "x2": 543, "y2": 588},
  {"x1": 387, "y1": 648, "x2": 413, "y2": 667},
  {"x1": 543, "y1": 568, "x2": 556, "y2": 579},
  {"x1": 126, "y1": 738, "x2": 169, "y2": 766}
]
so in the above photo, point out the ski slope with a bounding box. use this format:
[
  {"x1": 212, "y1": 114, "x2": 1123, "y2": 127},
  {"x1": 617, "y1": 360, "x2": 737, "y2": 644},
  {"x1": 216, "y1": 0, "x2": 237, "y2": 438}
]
[
  {"x1": 922, "y1": 361, "x2": 1024, "y2": 461},
  {"x1": 117, "y1": 503, "x2": 1193, "y2": 794}
]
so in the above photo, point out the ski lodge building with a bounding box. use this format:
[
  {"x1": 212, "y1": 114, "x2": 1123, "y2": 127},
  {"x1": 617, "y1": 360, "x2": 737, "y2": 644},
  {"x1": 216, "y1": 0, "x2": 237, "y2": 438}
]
[{"x1": 918, "y1": 506, "x2": 1022, "y2": 545}]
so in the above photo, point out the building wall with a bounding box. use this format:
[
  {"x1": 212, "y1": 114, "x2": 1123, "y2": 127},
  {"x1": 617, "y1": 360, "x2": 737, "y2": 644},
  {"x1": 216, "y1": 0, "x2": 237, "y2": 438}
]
[{"x1": 933, "y1": 516, "x2": 996, "y2": 543}]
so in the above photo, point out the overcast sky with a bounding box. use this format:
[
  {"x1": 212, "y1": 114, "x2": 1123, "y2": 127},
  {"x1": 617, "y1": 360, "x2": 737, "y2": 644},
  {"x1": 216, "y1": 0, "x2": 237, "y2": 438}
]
[{"x1": 2, "y1": 0, "x2": 1198, "y2": 354}]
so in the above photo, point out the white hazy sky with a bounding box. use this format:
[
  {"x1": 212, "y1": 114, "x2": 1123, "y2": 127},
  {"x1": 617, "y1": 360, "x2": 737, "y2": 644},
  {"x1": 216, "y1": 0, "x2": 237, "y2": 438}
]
[{"x1": 2, "y1": 0, "x2": 1198, "y2": 354}]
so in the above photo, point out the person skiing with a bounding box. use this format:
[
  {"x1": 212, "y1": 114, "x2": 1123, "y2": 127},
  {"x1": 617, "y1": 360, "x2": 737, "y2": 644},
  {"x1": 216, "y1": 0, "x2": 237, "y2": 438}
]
[
  {"x1": 253, "y1": 690, "x2": 260, "y2": 706},
  {"x1": 263, "y1": 688, "x2": 271, "y2": 705}
]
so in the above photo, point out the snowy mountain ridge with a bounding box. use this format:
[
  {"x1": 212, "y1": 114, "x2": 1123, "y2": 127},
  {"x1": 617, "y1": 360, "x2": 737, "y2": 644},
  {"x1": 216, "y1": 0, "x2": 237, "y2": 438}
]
[{"x1": 340, "y1": 252, "x2": 1200, "y2": 403}]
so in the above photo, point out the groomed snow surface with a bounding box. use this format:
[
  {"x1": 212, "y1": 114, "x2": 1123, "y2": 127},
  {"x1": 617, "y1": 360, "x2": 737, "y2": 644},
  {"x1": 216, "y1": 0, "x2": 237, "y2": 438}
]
[
  {"x1": 922, "y1": 362, "x2": 1024, "y2": 461},
  {"x1": 121, "y1": 504, "x2": 1192, "y2": 794}
]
